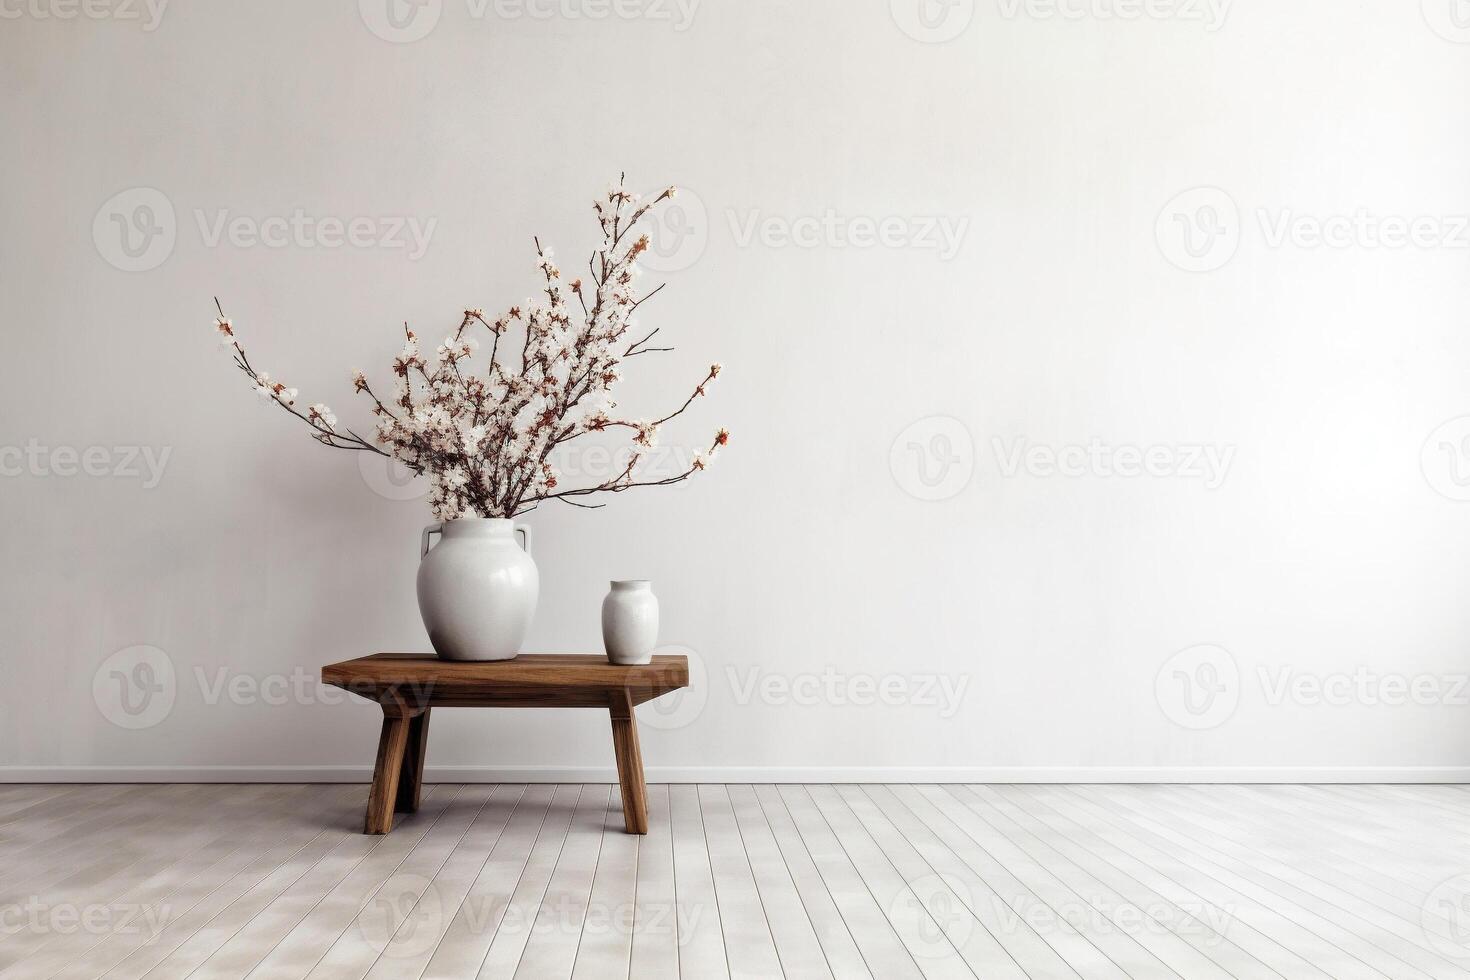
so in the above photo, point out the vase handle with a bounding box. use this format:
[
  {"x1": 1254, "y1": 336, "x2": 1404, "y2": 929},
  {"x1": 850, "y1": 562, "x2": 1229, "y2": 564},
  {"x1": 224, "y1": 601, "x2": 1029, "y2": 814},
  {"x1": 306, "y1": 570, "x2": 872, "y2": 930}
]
[
  {"x1": 515, "y1": 523, "x2": 532, "y2": 554},
  {"x1": 420, "y1": 522, "x2": 443, "y2": 559}
]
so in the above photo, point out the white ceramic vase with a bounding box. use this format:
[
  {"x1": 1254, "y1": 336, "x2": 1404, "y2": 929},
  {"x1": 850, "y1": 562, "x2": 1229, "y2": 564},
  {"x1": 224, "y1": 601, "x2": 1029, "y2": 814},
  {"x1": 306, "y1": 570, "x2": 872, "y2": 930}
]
[
  {"x1": 417, "y1": 518, "x2": 537, "y2": 661},
  {"x1": 602, "y1": 580, "x2": 659, "y2": 665}
]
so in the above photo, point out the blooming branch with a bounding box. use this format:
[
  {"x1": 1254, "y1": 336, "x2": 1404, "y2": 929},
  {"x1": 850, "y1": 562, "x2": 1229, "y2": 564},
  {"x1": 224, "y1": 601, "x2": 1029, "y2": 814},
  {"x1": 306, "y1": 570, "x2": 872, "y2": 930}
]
[{"x1": 214, "y1": 176, "x2": 726, "y2": 519}]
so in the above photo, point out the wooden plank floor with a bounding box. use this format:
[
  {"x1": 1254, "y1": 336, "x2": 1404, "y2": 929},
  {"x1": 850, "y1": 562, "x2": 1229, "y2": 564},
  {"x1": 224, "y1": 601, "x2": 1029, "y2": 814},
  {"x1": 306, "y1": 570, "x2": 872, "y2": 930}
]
[{"x1": 1, "y1": 785, "x2": 1469, "y2": 979}]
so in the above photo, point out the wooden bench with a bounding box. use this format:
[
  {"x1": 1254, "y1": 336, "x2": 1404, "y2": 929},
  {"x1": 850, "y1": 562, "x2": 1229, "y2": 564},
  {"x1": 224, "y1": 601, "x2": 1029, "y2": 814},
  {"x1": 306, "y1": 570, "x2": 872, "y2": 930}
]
[{"x1": 321, "y1": 653, "x2": 690, "y2": 835}]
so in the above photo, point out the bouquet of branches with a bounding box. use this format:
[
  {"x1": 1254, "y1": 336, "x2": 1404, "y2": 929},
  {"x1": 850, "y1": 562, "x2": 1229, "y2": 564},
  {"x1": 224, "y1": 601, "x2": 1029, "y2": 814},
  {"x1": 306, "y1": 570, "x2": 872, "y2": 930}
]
[{"x1": 214, "y1": 176, "x2": 727, "y2": 520}]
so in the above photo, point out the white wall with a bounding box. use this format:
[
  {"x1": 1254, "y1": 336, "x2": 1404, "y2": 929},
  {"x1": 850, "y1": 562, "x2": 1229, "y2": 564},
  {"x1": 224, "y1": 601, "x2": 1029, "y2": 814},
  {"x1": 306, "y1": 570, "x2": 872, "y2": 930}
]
[{"x1": 3, "y1": 0, "x2": 1469, "y2": 782}]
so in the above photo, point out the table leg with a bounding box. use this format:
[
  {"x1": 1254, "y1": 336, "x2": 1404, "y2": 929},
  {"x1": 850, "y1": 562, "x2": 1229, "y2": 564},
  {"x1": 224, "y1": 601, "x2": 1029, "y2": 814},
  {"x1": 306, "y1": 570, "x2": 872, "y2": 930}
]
[
  {"x1": 365, "y1": 709, "x2": 410, "y2": 834},
  {"x1": 609, "y1": 690, "x2": 649, "y2": 834},
  {"x1": 396, "y1": 707, "x2": 431, "y2": 814}
]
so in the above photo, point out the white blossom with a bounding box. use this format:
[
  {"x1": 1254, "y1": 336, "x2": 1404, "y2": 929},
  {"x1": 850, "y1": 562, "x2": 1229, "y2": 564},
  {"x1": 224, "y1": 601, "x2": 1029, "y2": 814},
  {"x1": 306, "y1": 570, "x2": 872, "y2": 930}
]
[
  {"x1": 214, "y1": 177, "x2": 725, "y2": 519},
  {"x1": 634, "y1": 421, "x2": 659, "y2": 449}
]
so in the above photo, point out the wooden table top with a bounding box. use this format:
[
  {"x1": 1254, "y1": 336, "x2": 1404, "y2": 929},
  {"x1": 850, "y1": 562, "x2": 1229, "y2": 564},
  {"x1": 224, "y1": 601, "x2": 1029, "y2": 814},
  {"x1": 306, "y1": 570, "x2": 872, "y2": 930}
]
[{"x1": 321, "y1": 653, "x2": 689, "y2": 708}]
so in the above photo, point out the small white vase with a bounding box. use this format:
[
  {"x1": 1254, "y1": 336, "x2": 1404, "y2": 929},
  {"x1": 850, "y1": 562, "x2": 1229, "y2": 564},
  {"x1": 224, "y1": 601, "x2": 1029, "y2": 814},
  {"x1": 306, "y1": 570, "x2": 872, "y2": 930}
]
[
  {"x1": 602, "y1": 580, "x2": 658, "y2": 665},
  {"x1": 417, "y1": 518, "x2": 537, "y2": 661}
]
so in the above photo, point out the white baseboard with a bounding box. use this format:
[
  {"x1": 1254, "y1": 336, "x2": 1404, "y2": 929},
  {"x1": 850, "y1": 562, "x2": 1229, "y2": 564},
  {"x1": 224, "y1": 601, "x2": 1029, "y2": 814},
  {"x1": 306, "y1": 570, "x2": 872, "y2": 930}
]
[{"x1": 2, "y1": 766, "x2": 1468, "y2": 783}]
